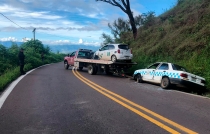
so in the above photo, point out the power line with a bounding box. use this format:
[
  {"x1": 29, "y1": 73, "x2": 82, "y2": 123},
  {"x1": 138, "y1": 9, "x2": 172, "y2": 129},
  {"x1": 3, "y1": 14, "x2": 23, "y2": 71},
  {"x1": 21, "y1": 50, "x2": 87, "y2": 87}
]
[{"x1": 0, "y1": 12, "x2": 28, "y2": 30}]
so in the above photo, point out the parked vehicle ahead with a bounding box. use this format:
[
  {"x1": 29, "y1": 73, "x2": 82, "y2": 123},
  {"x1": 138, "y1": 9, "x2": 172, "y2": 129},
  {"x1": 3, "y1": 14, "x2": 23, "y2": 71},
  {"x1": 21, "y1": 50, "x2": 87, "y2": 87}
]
[
  {"x1": 64, "y1": 49, "x2": 93, "y2": 70},
  {"x1": 64, "y1": 48, "x2": 137, "y2": 75},
  {"x1": 95, "y1": 44, "x2": 133, "y2": 62},
  {"x1": 133, "y1": 62, "x2": 206, "y2": 89}
]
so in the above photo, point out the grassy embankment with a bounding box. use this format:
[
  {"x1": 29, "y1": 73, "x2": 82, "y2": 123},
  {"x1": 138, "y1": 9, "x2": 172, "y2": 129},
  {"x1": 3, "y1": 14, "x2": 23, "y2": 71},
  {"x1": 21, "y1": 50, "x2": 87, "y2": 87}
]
[{"x1": 124, "y1": 0, "x2": 210, "y2": 93}]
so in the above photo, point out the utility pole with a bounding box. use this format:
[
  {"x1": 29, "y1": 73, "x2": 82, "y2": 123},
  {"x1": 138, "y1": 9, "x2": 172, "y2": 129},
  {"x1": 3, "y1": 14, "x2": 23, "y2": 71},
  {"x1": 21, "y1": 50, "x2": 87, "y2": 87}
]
[
  {"x1": 32, "y1": 28, "x2": 36, "y2": 53},
  {"x1": 32, "y1": 28, "x2": 36, "y2": 40}
]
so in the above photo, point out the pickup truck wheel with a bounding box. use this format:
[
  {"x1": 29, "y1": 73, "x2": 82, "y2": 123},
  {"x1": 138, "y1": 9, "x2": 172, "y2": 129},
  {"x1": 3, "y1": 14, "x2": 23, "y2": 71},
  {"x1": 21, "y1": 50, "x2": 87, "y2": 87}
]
[
  {"x1": 64, "y1": 61, "x2": 69, "y2": 70},
  {"x1": 136, "y1": 74, "x2": 143, "y2": 83},
  {"x1": 111, "y1": 55, "x2": 117, "y2": 62},
  {"x1": 161, "y1": 77, "x2": 170, "y2": 89},
  {"x1": 79, "y1": 67, "x2": 83, "y2": 71},
  {"x1": 88, "y1": 65, "x2": 95, "y2": 75}
]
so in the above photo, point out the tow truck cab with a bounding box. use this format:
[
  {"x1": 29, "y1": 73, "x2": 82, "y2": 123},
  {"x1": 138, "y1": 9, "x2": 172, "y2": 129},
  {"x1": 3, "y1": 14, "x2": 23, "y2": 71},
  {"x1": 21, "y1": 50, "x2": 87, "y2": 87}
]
[{"x1": 64, "y1": 49, "x2": 93, "y2": 69}]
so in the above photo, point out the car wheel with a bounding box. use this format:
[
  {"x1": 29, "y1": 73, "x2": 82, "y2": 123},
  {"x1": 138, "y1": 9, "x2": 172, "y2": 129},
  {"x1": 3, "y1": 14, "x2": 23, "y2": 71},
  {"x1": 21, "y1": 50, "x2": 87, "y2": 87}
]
[
  {"x1": 136, "y1": 74, "x2": 143, "y2": 83},
  {"x1": 111, "y1": 55, "x2": 117, "y2": 62},
  {"x1": 161, "y1": 77, "x2": 170, "y2": 89},
  {"x1": 79, "y1": 67, "x2": 83, "y2": 71},
  {"x1": 64, "y1": 61, "x2": 69, "y2": 70}
]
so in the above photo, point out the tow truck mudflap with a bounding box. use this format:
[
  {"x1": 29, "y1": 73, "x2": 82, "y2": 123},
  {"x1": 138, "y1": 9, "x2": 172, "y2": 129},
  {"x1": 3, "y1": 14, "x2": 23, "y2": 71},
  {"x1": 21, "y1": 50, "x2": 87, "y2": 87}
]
[{"x1": 74, "y1": 61, "x2": 83, "y2": 68}]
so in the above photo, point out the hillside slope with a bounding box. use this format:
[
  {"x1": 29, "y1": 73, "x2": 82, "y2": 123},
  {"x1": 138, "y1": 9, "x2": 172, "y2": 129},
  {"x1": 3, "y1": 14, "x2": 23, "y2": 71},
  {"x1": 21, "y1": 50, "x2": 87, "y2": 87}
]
[{"x1": 126, "y1": 0, "x2": 210, "y2": 89}]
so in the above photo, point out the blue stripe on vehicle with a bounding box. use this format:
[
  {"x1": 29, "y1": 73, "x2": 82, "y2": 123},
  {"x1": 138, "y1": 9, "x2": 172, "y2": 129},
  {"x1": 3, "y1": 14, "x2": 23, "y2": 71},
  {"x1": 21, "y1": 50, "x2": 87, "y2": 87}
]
[{"x1": 134, "y1": 71, "x2": 180, "y2": 78}]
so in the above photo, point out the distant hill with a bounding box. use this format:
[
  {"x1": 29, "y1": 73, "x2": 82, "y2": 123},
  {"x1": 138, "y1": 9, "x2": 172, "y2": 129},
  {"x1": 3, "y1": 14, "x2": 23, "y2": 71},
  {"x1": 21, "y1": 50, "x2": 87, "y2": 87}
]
[
  {"x1": 0, "y1": 41, "x2": 99, "y2": 54},
  {"x1": 48, "y1": 45, "x2": 99, "y2": 54},
  {"x1": 0, "y1": 41, "x2": 23, "y2": 48}
]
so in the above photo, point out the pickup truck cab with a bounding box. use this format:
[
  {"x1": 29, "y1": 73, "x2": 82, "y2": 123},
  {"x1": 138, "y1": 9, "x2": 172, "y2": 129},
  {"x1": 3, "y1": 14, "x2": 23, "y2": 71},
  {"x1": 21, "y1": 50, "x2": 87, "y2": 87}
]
[{"x1": 64, "y1": 49, "x2": 93, "y2": 70}]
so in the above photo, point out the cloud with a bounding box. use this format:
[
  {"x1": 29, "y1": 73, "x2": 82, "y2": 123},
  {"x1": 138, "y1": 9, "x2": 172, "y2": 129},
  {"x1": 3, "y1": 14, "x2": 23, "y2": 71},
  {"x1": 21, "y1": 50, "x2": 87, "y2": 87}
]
[
  {"x1": 13, "y1": 11, "x2": 62, "y2": 20},
  {"x1": 0, "y1": 37, "x2": 18, "y2": 41},
  {"x1": 20, "y1": 0, "x2": 31, "y2": 3},
  {"x1": 41, "y1": 39, "x2": 100, "y2": 46},
  {"x1": 22, "y1": 37, "x2": 31, "y2": 42},
  {"x1": 79, "y1": 39, "x2": 83, "y2": 44},
  {"x1": 0, "y1": 22, "x2": 103, "y2": 32},
  {"x1": 0, "y1": 0, "x2": 144, "y2": 45},
  {"x1": 0, "y1": 4, "x2": 63, "y2": 20},
  {"x1": 0, "y1": 4, "x2": 20, "y2": 13}
]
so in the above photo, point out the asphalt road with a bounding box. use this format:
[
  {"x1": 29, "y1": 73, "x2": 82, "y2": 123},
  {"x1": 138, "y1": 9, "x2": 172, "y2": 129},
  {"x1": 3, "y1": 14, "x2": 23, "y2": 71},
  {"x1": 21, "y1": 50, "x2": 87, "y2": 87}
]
[{"x1": 0, "y1": 62, "x2": 210, "y2": 134}]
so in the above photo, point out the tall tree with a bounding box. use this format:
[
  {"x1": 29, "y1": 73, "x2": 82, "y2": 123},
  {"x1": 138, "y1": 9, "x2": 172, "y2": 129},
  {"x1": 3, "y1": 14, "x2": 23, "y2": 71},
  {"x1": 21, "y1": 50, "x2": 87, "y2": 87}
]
[
  {"x1": 96, "y1": 0, "x2": 137, "y2": 39},
  {"x1": 101, "y1": 33, "x2": 114, "y2": 46},
  {"x1": 108, "y1": 18, "x2": 130, "y2": 40}
]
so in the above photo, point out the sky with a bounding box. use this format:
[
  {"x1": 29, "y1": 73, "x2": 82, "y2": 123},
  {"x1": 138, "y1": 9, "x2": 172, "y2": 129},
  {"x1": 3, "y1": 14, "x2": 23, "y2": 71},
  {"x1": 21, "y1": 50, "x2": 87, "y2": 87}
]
[{"x1": 0, "y1": 0, "x2": 177, "y2": 46}]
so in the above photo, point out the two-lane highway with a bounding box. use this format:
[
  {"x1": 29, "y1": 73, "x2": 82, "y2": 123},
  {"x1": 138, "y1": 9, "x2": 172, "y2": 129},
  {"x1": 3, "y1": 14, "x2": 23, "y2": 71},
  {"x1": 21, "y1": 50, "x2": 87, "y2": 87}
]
[{"x1": 0, "y1": 62, "x2": 210, "y2": 134}]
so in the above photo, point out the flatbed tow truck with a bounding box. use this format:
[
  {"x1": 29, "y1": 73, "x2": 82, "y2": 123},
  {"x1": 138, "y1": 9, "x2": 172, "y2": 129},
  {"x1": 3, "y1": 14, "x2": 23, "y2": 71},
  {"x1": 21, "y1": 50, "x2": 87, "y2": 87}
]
[{"x1": 64, "y1": 49, "x2": 137, "y2": 76}]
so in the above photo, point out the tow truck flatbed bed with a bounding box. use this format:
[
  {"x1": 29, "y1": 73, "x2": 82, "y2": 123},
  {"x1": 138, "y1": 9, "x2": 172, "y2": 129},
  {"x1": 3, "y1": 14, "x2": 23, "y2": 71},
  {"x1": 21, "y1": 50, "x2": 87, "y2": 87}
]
[{"x1": 75, "y1": 58, "x2": 137, "y2": 65}]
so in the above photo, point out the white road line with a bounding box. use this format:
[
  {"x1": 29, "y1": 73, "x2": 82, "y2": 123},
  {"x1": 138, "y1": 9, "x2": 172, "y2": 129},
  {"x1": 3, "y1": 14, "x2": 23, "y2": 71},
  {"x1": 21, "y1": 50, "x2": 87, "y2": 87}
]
[
  {"x1": 0, "y1": 64, "x2": 50, "y2": 109},
  {"x1": 172, "y1": 90, "x2": 209, "y2": 99}
]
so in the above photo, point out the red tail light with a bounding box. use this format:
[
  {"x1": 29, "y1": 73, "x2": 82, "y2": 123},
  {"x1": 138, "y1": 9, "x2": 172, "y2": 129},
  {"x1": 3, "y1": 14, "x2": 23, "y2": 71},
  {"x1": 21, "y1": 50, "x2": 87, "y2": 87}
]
[
  {"x1": 118, "y1": 49, "x2": 120, "y2": 53},
  {"x1": 130, "y1": 49, "x2": 132, "y2": 54},
  {"x1": 180, "y1": 73, "x2": 188, "y2": 78}
]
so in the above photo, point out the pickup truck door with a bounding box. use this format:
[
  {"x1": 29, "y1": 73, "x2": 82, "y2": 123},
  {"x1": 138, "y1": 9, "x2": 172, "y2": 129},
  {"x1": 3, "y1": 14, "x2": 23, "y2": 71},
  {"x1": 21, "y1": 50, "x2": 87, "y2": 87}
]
[{"x1": 69, "y1": 51, "x2": 76, "y2": 65}]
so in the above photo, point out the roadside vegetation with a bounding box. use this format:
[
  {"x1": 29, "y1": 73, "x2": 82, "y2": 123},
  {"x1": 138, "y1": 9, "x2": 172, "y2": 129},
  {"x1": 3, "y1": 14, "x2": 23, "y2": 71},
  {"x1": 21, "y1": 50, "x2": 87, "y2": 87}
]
[
  {"x1": 102, "y1": 0, "x2": 210, "y2": 95},
  {"x1": 0, "y1": 40, "x2": 65, "y2": 92}
]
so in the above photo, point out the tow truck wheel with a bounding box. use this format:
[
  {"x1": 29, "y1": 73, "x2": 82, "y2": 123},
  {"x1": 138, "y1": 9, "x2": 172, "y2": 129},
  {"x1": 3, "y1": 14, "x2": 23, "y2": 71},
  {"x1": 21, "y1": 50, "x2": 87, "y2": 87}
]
[
  {"x1": 79, "y1": 67, "x2": 83, "y2": 71},
  {"x1": 136, "y1": 74, "x2": 143, "y2": 83},
  {"x1": 111, "y1": 55, "x2": 117, "y2": 62},
  {"x1": 64, "y1": 61, "x2": 69, "y2": 70},
  {"x1": 161, "y1": 77, "x2": 170, "y2": 89},
  {"x1": 88, "y1": 65, "x2": 95, "y2": 75}
]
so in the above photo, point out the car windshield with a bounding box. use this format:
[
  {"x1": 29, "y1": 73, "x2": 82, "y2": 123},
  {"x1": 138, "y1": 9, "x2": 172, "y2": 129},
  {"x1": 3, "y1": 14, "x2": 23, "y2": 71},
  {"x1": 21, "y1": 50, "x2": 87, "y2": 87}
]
[
  {"x1": 118, "y1": 44, "x2": 129, "y2": 50},
  {"x1": 147, "y1": 63, "x2": 160, "y2": 69},
  {"x1": 77, "y1": 51, "x2": 92, "y2": 59},
  {"x1": 172, "y1": 64, "x2": 187, "y2": 72}
]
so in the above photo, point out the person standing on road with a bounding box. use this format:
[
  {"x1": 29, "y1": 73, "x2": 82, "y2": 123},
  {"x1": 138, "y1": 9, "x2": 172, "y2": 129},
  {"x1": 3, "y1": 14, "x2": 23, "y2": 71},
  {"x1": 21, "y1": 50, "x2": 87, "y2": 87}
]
[{"x1": 18, "y1": 48, "x2": 25, "y2": 75}]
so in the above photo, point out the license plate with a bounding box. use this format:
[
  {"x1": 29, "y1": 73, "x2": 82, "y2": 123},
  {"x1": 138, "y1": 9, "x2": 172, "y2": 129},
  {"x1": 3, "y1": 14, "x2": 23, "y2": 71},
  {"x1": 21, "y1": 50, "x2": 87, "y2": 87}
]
[
  {"x1": 125, "y1": 56, "x2": 129, "y2": 59},
  {"x1": 191, "y1": 77, "x2": 196, "y2": 82}
]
